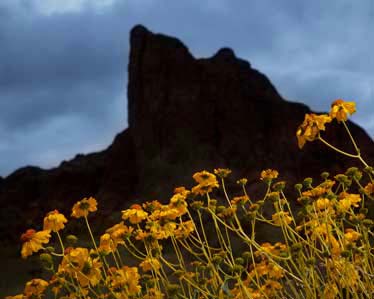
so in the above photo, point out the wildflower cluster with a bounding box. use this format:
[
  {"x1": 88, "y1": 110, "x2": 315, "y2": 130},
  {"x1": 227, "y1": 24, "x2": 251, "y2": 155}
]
[{"x1": 7, "y1": 99, "x2": 374, "y2": 299}]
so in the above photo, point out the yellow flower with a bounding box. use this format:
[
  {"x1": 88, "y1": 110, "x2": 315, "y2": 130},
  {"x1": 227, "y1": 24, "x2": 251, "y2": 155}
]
[
  {"x1": 108, "y1": 266, "x2": 141, "y2": 296},
  {"x1": 337, "y1": 192, "x2": 361, "y2": 213},
  {"x1": 144, "y1": 288, "x2": 165, "y2": 299},
  {"x1": 192, "y1": 170, "x2": 217, "y2": 184},
  {"x1": 135, "y1": 229, "x2": 149, "y2": 240},
  {"x1": 24, "y1": 278, "x2": 49, "y2": 297},
  {"x1": 315, "y1": 198, "x2": 332, "y2": 211},
  {"x1": 296, "y1": 113, "x2": 332, "y2": 148},
  {"x1": 344, "y1": 228, "x2": 361, "y2": 244},
  {"x1": 173, "y1": 187, "x2": 191, "y2": 199},
  {"x1": 43, "y1": 210, "x2": 67, "y2": 232},
  {"x1": 214, "y1": 168, "x2": 232, "y2": 178},
  {"x1": 260, "y1": 169, "x2": 279, "y2": 181},
  {"x1": 330, "y1": 99, "x2": 356, "y2": 122},
  {"x1": 231, "y1": 195, "x2": 249, "y2": 205},
  {"x1": 236, "y1": 178, "x2": 248, "y2": 185},
  {"x1": 268, "y1": 263, "x2": 284, "y2": 279},
  {"x1": 174, "y1": 220, "x2": 195, "y2": 239},
  {"x1": 98, "y1": 233, "x2": 115, "y2": 254},
  {"x1": 364, "y1": 182, "x2": 374, "y2": 195},
  {"x1": 257, "y1": 242, "x2": 287, "y2": 257},
  {"x1": 59, "y1": 247, "x2": 102, "y2": 287},
  {"x1": 192, "y1": 170, "x2": 219, "y2": 195},
  {"x1": 271, "y1": 211, "x2": 292, "y2": 226},
  {"x1": 20, "y1": 229, "x2": 51, "y2": 259},
  {"x1": 323, "y1": 282, "x2": 339, "y2": 299},
  {"x1": 326, "y1": 257, "x2": 359, "y2": 288},
  {"x1": 71, "y1": 197, "x2": 97, "y2": 218},
  {"x1": 147, "y1": 221, "x2": 177, "y2": 240},
  {"x1": 140, "y1": 257, "x2": 161, "y2": 272},
  {"x1": 122, "y1": 204, "x2": 148, "y2": 224},
  {"x1": 261, "y1": 280, "x2": 283, "y2": 296},
  {"x1": 106, "y1": 221, "x2": 133, "y2": 245},
  {"x1": 5, "y1": 295, "x2": 24, "y2": 299},
  {"x1": 191, "y1": 182, "x2": 219, "y2": 195}
]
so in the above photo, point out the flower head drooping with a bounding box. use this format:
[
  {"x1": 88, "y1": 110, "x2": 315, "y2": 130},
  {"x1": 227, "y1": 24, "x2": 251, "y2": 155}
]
[
  {"x1": 296, "y1": 113, "x2": 332, "y2": 149},
  {"x1": 106, "y1": 221, "x2": 134, "y2": 245},
  {"x1": 260, "y1": 169, "x2": 279, "y2": 183},
  {"x1": 58, "y1": 247, "x2": 102, "y2": 287},
  {"x1": 330, "y1": 99, "x2": 356, "y2": 122},
  {"x1": 20, "y1": 229, "x2": 51, "y2": 259},
  {"x1": 139, "y1": 257, "x2": 161, "y2": 272},
  {"x1": 272, "y1": 211, "x2": 292, "y2": 226},
  {"x1": 214, "y1": 168, "x2": 232, "y2": 178},
  {"x1": 24, "y1": 278, "x2": 49, "y2": 297},
  {"x1": 191, "y1": 170, "x2": 219, "y2": 195},
  {"x1": 43, "y1": 210, "x2": 68, "y2": 232},
  {"x1": 122, "y1": 204, "x2": 148, "y2": 224},
  {"x1": 108, "y1": 266, "x2": 141, "y2": 296},
  {"x1": 71, "y1": 197, "x2": 97, "y2": 218}
]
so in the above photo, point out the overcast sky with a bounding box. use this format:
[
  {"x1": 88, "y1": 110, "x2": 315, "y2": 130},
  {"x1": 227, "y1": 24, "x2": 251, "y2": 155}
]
[{"x1": 0, "y1": 0, "x2": 373, "y2": 177}]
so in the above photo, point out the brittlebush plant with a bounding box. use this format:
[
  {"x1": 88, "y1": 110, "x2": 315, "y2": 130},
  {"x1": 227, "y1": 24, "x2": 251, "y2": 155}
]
[{"x1": 7, "y1": 99, "x2": 374, "y2": 299}]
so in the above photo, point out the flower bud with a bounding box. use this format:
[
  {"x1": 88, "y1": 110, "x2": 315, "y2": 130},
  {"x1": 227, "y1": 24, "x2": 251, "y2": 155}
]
[
  {"x1": 65, "y1": 234, "x2": 78, "y2": 245},
  {"x1": 320, "y1": 172, "x2": 330, "y2": 180},
  {"x1": 303, "y1": 178, "x2": 313, "y2": 188},
  {"x1": 40, "y1": 253, "x2": 53, "y2": 270}
]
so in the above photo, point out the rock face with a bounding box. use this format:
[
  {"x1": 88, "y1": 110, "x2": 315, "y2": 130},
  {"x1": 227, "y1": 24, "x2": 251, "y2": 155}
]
[{"x1": 1, "y1": 25, "x2": 374, "y2": 242}]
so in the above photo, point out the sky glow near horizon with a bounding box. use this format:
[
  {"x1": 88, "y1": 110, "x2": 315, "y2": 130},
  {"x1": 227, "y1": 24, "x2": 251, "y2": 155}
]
[{"x1": 0, "y1": 0, "x2": 373, "y2": 177}]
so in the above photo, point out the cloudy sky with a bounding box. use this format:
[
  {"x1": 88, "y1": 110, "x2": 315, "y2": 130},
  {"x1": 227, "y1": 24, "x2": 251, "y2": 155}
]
[{"x1": 0, "y1": 0, "x2": 373, "y2": 177}]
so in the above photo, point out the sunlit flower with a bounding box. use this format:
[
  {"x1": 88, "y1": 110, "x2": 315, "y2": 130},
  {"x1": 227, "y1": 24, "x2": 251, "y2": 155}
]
[
  {"x1": 24, "y1": 278, "x2": 49, "y2": 297},
  {"x1": 315, "y1": 198, "x2": 332, "y2": 211},
  {"x1": 20, "y1": 229, "x2": 51, "y2": 259},
  {"x1": 302, "y1": 186, "x2": 328, "y2": 198},
  {"x1": 134, "y1": 229, "x2": 149, "y2": 241},
  {"x1": 231, "y1": 195, "x2": 249, "y2": 205},
  {"x1": 174, "y1": 220, "x2": 195, "y2": 239},
  {"x1": 43, "y1": 210, "x2": 67, "y2": 232},
  {"x1": 147, "y1": 221, "x2": 177, "y2": 240},
  {"x1": 260, "y1": 169, "x2": 279, "y2": 181},
  {"x1": 344, "y1": 228, "x2": 361, "y2": 244},
  {"x1": 337, "y1": 192, "x2": 361, "y2": 213},
  {"x1": 191, "y1": 182, "x2": 219, "y2": 195},
  {"x1": 256, "y1": 242, "x2": 287, "y2": 257},
  {"x1": 214, "y1": 168, "x2": 232, "y2": 178},
  {"x1": 272, "y1": 211, "x2": 292, "y2": 226},
  {"x1": 59, "y1": 247, "x2": 102, "y2": 287},
  {"x1": 326, "y1": 257, "x2": 359, "y2": 288},
  {"x1": 268, "y1": 263, "x2": 284, "y2": 279},
  {"x1": 323, "y1": 282, "x2": 339, "y2": 299},
  {"x1": 330, "y1": 99, "x2": 356, "y2": 122},
  {"x1": 364, "y1": 182, "x2": 374, "y2": 196},
  {"x1": 236, "y1": 178, "x2": 248, "y2": 185},
  {"x1": 168, "y1": 193, "x2": 188, "y2": 217},
  {"x1": 5, "y1": 295, "x2": 24, "y2": 299},
  {"x1": 192, "y1": 170, "x2": 217, "y2": 184},
  {"x1": 261, "y1": 280, "x2": 283, "y2": 296},
  {"x1": 122, "y1": 204, "x2": 148, "y2": 224},
  {"x1": 71, "y1": 197, "x2": 97, "y2": 218},
  {"x1": 143, "y1": 288, "x2": 165, "y2": 299},
  {"x1": 296, "y1": 113, "x2": 332, "y2": 148},
  {"x1": 140, "y1": 257, "x2": 161, "y2": 272},
  {"x1": 106, "y1": 221, "x2": 133, "y2": 245},
  {"x1": 108, "y1": 266, "x2": 141, "y2": 296},
  {"x1": 192, "y1": 170, "x2": 219, "y2": 195},
  {"x1": 98, "y1": 233, "x2": 115, "y2": 254}
]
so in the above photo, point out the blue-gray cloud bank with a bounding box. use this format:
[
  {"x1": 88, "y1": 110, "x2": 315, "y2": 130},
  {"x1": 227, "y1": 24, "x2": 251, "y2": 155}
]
[{"x1": 0, "y1": 0, "x2": 373, "y2": 176}]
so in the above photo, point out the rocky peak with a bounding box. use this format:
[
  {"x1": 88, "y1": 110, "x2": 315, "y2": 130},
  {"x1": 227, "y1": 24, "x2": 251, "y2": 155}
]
[{"x1": 1, "y1": 25, "x2": 374, "y2": 243}]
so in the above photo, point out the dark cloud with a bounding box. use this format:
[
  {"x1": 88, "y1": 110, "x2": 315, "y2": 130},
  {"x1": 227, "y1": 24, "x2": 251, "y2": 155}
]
[{"x1": 0, "y1": 0, "x2": 373, "y2": 176}]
